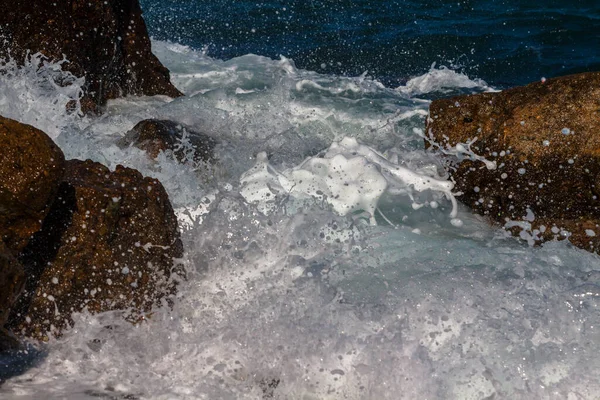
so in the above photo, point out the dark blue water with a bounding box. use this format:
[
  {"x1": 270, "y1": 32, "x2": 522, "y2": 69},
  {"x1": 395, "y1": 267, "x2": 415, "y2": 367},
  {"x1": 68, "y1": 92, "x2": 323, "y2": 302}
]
[{"x1": 140, "y1": 0, "x2": 600, "y2": 88}]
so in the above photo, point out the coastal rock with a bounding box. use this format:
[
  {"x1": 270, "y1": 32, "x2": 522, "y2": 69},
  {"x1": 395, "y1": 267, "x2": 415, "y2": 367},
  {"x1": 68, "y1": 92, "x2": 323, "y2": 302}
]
[
  {"x1": 0, "y1": 0, "x2": 182, "y2": 113},
  {"x1": 0, "y1": 116, "x2": 65, "y2": 254},
  {"x1": 118, "y1": 119, "x2": 217, "y2": 164},
  {"x1": 8, "y1": 160, "x2": 184, "y2": 340},
  {"x1": 426, "y1": 72, "x2": 600, "y2": 251},
  {"x1": 0, "y1": 243, "x2": 25, "y2": 351}
]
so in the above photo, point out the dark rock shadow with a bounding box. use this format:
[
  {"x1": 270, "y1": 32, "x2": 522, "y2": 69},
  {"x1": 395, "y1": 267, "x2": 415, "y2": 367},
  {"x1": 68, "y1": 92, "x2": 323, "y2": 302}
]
[{"x1": 7, "y1": 183, "x2": 76, "y2": 331}]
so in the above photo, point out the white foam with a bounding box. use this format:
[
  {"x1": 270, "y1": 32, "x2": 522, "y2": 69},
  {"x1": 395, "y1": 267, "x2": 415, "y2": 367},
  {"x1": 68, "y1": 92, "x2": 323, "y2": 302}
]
[
  {"x1": 174, "y1": 191, "x2": 217, "y2": 230},
  {"x1": 396, "y1": 63, "x2": 496, "y2": 96},
  {"x1": 240, "y1": 137, "x2": 457, "y2": 224},
  {"x1": 0, "y1": 52, "x2": 84, "y2": 139},
  {"x1": 421, "y1": 128, "x2": 497, "y2": 170}
]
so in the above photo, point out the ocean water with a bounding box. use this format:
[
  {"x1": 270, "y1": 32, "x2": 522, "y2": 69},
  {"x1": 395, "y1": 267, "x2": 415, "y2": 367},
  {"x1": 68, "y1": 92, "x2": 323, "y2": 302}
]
[
  {"x1": 140, "y1": 0, "x2": 600, "y2": 88},
  {"x1": 1, "y1": 2, "x2": 600, "y2": 400}
]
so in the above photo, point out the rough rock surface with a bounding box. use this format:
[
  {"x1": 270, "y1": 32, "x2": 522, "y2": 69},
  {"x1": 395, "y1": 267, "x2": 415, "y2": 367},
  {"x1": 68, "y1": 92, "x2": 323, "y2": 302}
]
[
  {"x1": 0, "y1": 0, "x2": 182, "y2": 112},
  {"x1": 8, "y1": 160, "x2": 184, "y2": 340},
  {"x1": 0, "y1": 243, "x2": 25, "y2": 351},
  {"x1": 426, "y1": 72, "x2": 600, "y2": 252},
  {"x1": 0, "y1": 116, "x2": 63, "y2": 349},
  {"x1": 0, "y1": 116, "x2": 65, "y2": 254},
  {"x1": 118, "y1": 119, "x2": 217, "y2": 164}
]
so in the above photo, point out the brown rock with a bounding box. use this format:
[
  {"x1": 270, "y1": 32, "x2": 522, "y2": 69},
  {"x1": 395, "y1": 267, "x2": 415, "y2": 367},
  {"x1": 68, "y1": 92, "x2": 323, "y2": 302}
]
[
  {"x1": 117, "y1": 119, "x2": 217, "y2": 164},
  {"x1": 0, "y1": 0, "x2": 182, "y2": 113},
  {"x1": 0, "y1": 242, "x2": 25, "y2": 351},
  {"x1": 0, "y1": 116, "x2": 65, "y2": 254},
  {"x1": 426, "y1": 72, "x2": 600, "y2": 252},
  {"x1": 0, "y1": 327, "x2": 19, "y2": 352},
  {"x1": 8, "y1": 160, "x2": 184, "y2": 340}
]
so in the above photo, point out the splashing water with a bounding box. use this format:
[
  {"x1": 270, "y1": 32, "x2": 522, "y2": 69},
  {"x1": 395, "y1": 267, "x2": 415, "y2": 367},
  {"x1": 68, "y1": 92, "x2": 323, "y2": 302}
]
[
  {"x1": 0, "y1": 52, "x2": 84, "y2": 139},
  {"x1": 240, "y1": 136, "x2": 457, "y2": 225},
  {"x1": 1, "y1": 41, "x2": 599, "y2": 400}
]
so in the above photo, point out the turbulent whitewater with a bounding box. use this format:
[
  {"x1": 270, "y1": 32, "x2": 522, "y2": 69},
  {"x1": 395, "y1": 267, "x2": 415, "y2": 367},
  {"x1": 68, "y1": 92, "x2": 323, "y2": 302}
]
[{"x1": 1, "y1": 41, "x2": 599, "y2": 400}]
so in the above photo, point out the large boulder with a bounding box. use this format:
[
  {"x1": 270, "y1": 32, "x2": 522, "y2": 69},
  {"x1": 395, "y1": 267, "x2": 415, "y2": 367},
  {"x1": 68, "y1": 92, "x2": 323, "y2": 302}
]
[
  {"x1": 426, "y1": 72, "x2": 600, "y2": 252},
  {"x1": 8, "y1": 160, "x2": 184, "y2": 340},
  {"x1": 0, "y1": 116, "x2": 63, "y2": 349},
  {"x1": 0, "y1": 0, "x2": 182, "y2": 113},
  {"x1": 0, "y1": 116, "x2": 65, "y2": 255},
  {"x1": 117, "y1": 119, "x2": 217, "y2": 164}
]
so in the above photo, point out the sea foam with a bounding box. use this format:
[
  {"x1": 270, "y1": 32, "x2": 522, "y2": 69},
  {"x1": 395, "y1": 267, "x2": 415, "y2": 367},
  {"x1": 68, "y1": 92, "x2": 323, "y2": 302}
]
[
  {"x1": 0, "y1": 52, "x2": 84, "y2": 139},
  {"x1": 240, "y1": 136, "x2": 457, "y2": 225}
]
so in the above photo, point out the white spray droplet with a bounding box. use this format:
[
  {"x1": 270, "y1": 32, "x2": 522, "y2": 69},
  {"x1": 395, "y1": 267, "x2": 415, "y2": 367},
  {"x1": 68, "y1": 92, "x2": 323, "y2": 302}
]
[{"x1": 450, "y1": 218, "x2": 464, "y2": 227}]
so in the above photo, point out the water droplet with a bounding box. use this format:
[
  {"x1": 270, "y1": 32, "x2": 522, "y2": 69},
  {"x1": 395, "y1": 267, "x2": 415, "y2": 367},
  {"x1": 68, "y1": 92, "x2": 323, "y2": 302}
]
[{"x1": 450, "y1": 218, "x2": 464, "y2": 227}]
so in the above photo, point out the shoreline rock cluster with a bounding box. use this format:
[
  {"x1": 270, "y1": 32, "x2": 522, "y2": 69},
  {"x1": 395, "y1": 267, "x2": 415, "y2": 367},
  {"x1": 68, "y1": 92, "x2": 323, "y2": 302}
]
[
  {"x1": 0, "y1": 116, "x2": 184, "y2": 347},
  {"x1": 426, "y1": 72, "x2": 600, "y2": 252},
  {"x1": 0, "y1": 0, "x2": 188, "y2": 350}
]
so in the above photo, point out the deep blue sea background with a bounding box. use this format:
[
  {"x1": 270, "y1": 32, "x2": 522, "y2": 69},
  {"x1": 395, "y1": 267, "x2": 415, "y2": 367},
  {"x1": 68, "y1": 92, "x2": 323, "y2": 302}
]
[{"x1": 140, "y1": 0, "x2": 600, "y2": 88}]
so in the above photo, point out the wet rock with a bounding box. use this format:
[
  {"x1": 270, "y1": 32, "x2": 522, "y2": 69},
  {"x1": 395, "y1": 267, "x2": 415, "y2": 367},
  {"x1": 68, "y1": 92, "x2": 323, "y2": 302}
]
[
  {"x1": 426, "y1": 72, "x2": 600, "y2": 252},
  {"x1": 8, "y1": 160, "x2": 184, "y2": 340},
  {"x1": 0, "y1": 116, "x2": 65, "y2": 254},
  {"x1": 0, "y1": 115, "x2": 63, "y2": 350},
  {"x1": 0, "y1": 243, "x2": 25, "y2": 351},
  {"x1": 118, "y1": 119, "x2": 217, "y2": 164},
  {"x1": 0, "y1": 0, "x2": 182, "y2": 113}
]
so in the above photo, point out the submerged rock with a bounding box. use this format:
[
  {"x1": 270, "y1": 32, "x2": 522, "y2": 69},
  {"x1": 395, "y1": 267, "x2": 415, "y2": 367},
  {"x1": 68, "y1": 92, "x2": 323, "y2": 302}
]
[
  {"x1": 8, "y1": 160, "x2": 184, "y2": 340},
  {"x1": 0, "y1": 0, "x2": 182, "y2": 113},
  {"x1": 426, "y1": 72, "x2": 600, "y2": 252},
  {"x1": 0, "y1": 116, "x2": 65, "y2": 254},
  {"x1": 118, "y1": 119, "x2": 217, "y2": 164}
]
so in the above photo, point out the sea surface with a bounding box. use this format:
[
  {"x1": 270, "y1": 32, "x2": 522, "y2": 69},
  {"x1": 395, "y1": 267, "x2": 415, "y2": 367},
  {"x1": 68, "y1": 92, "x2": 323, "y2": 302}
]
[
  {"x1": 1, "y1": 1, "x2": 600, "y2": 399},
  {"x1": 141, "y1": 0, "x2": 600, "y2": 88}
]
